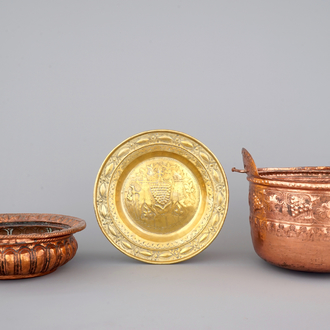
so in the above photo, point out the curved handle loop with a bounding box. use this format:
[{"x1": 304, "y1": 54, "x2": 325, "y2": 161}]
[
  {"x1": 232, "y1": 148, "x2": 260, "y2": 178},
  {"x1": 242, "y1": 148, "x2": 260, "y2": 178}
]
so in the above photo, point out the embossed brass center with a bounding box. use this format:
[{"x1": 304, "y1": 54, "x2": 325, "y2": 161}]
[{"x1": 122, "y1": 157, "x2": 200, "y2": 235}]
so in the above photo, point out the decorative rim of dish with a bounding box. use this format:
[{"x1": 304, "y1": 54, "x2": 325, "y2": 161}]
[
  {"x1": 94, "y1": 129, "x2": 229, "y2": 264},
  {"x1": 0, "y1": 213, "x2": 86, "y2": 240}
]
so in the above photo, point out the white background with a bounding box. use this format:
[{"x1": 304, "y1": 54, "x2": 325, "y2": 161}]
[{"x1": 1, "y1": 1, "x2": 330, "y2": 329}]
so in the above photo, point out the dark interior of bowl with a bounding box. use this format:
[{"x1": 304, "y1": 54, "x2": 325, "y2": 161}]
[
  {"x1": 258, "y1": 168, "x2": 330, "y2": 184},
  {"x1": 0, "y1": 222, "x2": 70, "y2": 236}
]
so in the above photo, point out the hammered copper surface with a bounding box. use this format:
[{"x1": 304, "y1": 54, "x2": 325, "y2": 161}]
[
  {"x1": 233, "y1": 149, "x2": 330, "y2": 272},
  {"x1": 0, "y1": 214, "x2": 86, "y2": 279}
]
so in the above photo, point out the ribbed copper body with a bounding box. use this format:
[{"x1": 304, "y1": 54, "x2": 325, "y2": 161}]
[
  {"x1": 233, "y1": 149, "x2": 330, "y2": 272},
  {"x1": 0, "y1": 214, "x2": 86, "y2": 279}
]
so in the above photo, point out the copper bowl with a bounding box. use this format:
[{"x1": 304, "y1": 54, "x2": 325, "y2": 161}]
[
  {"x1": 0, "y1": 213, "x2": 86, "y2": 279},
  {"x1": 233, "y1": 149, "x2": 330, "y2": 272}
]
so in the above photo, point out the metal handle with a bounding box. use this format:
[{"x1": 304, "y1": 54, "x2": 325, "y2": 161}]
[
  {"x1": 231, "y1": 168, "x2": 247, "y2": 173},
  {"x1": 232, "y1": 148, "x2": 260, "y2": 178}
]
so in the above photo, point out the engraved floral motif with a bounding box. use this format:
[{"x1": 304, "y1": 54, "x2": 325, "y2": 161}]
[
  {"x1": 250, "y1": 188, "x2": 325, "y2": 223},
  {"x1": 288, "y1": 195, "x2": 312, "y2": 218},
  {"x1": 251, "y1": 193, "x2": 263, "y2": 211},
  {"x1": 124, "y1": 159, "x2": 199, "y2": 234},
  {"x1": 251, "y1": 216, "x2": 330, "y2": 242},
  {"x1": 316, "y1": 201, "x2": 330, "y2": 219},
  {"x1": 249, "y1": 189, "x2": 266, "y2": 216}
]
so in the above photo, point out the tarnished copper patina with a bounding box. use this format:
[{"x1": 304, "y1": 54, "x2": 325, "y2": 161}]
[
  {"x1": 233, "y1": 149, "x2": 330, "y2": 272},
  {"x1": 0, "y1": 213, "x2": 86, "y2": 279}
]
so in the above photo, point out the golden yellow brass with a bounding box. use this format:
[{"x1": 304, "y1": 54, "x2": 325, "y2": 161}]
[{"x1": 94, "y1": 130, "x2": 228, "y2": 264}]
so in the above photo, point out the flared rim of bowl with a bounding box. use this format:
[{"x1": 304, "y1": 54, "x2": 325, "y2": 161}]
[{"x1": 0, "y1": 213, "x2": 86, "y2": 240}]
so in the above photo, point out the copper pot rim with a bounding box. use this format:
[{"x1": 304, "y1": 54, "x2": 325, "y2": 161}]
[
  {"x1": 232, "y1": 149, "x2": 330, "y2": 190},
  {"x1": 0, "y1": 213, "x2": 86, "y2": 240}
]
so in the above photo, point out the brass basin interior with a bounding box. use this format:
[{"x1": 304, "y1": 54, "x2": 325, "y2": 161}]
[{"x1": 115, "y1": 151, "x2": 207, "y2": 243}]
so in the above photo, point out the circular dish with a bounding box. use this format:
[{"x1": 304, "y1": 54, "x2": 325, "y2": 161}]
[
  {"x1": 0, "y1": 213, "x2": 86, "y2": 279},
  {"x1": 94, "y1": 130, "x2": 228, "y2": 264}
]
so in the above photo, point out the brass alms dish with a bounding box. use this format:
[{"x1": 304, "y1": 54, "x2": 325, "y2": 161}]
[
  {"x1": 0, "y1": 213, "x2": 86, "y2": 279},
  {"x1": 94, "y1": 130, "x2": 228, "y2": 264},
  {"x1": 233, "y1": 149, "x2": 330, "y2": 272}
]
